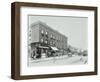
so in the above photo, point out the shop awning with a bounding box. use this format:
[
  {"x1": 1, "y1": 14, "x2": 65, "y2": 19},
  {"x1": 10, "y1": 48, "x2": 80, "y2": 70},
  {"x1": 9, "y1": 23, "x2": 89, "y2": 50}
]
[
  {"x1": 50, "y1": 46, "x2": 59, "y2": 51},
  {"x1": 38, "y1": 46, "x2": 49, "y2": 49}
]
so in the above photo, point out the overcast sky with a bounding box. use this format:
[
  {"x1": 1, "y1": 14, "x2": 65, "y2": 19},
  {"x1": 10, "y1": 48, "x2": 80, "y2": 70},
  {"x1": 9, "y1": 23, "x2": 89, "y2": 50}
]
[{"x1": 29, "y1": 15, "x2": 88, "y2": 50}]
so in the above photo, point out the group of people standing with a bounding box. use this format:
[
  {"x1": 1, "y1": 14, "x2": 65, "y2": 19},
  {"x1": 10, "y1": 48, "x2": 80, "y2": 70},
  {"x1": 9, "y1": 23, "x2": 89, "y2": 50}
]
[{"x1": 30, "y1": 47, "x2": 55, "y2": 59}]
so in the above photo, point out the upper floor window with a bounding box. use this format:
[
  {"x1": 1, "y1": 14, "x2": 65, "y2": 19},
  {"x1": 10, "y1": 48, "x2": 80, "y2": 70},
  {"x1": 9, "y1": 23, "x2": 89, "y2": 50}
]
[
  {"x1": 50, "y1": 34, "x2": 52, "y2": 38},
  {"x1": 41, "y1": 38, "x2": 43, "y2": 43},
  {"x1": 45, "y1": 40, "x2": 48, "y2": 44},
  {"x1": 29, "y1": 30, "x2": 31, "y2": 33},
  {"x1": 41, "y1": 30, "x2": 44, "y2": 34},
  {"x1": 46, "y1": 31, "x2": 48, "y2": 35},
  {"x1": 53, "y1": 36, "x2": 56, "y2": 39},
  {"x1": 50, "y1": 41, "x2": 52, "y2": 45},
  {"x1": 29, "y1": 33, "x2": 31, "y2": 37}
]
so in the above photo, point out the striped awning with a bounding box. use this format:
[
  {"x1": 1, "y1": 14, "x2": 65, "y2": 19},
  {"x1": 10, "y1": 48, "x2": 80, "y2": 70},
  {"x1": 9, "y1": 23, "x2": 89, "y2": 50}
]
[{"x1": 50, "y1": 46, "x2": 59, "y2": 51}]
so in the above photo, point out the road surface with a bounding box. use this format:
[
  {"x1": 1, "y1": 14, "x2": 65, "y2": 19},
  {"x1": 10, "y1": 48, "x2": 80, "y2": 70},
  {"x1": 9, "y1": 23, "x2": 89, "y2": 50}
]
[{"x1": 28, "y1": 55, "x2": 87, "y2": 66}]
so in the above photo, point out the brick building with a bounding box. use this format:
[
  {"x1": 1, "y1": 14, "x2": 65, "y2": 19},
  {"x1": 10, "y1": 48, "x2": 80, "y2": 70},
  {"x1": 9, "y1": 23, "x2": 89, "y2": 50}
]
[{"x1": 28, "y1": 21, "x2": 68, "y2": 59}]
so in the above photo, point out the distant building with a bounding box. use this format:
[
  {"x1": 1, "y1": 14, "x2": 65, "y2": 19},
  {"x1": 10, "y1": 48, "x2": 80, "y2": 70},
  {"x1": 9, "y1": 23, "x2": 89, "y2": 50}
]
[{"x1": 28, "y1": 21, "x2": 68, "y2": 59}]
